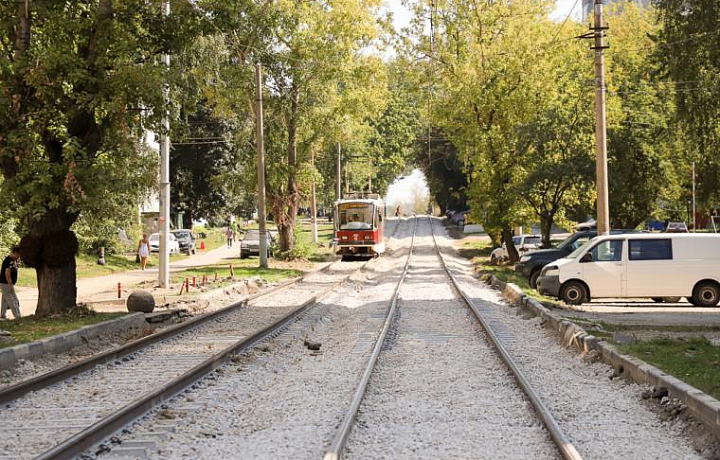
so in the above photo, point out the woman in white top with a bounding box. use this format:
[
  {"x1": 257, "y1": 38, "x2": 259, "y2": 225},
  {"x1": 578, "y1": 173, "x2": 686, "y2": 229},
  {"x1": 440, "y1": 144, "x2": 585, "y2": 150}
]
[{"x1": 137, "y1": 233, "x2": 150, "y2": 270}]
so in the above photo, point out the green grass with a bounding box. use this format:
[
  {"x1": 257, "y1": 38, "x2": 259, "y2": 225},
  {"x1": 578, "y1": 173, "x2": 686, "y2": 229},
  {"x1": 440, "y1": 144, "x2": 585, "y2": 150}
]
[
  {"x1": 619, "y1": 337, "x2": 720, "y2": 400},
  {"x1": 461, "y1": 239, "x2": 557, "y2": 303},
  {"x1": 0, "y1": 311, "x2": 127, "y2": 349},
  {"x1": 170, "y1": 258, "x2": 302, "y2": 285},
  {"x1": 296, "y1": 220, "x2": 335, "y2": 262}
]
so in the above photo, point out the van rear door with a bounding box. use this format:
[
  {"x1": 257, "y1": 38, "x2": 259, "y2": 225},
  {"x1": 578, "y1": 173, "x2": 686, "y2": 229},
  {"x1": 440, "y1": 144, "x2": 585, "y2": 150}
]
[{"x1": 581, "y1": 239, "x2": 625, "y2": 298}]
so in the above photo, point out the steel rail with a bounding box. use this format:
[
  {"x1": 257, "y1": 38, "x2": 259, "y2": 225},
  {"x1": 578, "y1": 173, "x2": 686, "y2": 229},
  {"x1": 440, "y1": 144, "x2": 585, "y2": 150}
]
[
  {"x1": 428, "y1": 217, "x2": 584, "y2": 460},
  {"x1": 323, "y1": 217, "x2": 418, "y2": 460},
  {"x1": 33, "y1": 257, "x2": 374, "y2": 460},
  {"x1": 0, "y1": 261, "x2": 337, "y2": 407}
]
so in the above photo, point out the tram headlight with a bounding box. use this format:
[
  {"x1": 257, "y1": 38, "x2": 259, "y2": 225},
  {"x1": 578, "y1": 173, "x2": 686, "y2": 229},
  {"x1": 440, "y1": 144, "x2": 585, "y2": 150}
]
[
  {"x1": 364, "y1": 235, "x2": 372, "y2": 240},
  {"x1": 341, "y1": 235, "x2": 348, "y2": 240}
]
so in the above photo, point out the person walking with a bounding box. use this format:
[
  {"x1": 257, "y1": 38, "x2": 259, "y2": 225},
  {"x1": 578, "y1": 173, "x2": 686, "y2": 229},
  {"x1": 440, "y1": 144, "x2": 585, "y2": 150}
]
[
  {"x1": 137, "y1": 233, "x2": 150, "y2": 270},
  {"x1": 226, "y1": 226, "x2": 233, "y2": 248},
  {"x1": 230, "y1": 220, "x2": 238, "y2": 242},
  {"x1": 0, "y1": 246, "x2": 21, "y2": 320}
]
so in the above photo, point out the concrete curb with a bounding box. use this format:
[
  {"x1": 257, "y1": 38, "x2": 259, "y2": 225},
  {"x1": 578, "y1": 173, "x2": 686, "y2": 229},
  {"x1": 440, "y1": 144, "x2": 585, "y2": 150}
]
[
  {"x1": 484, "y1": 274, "x2": 720, "y2": 436},
  {"x1": 0, "y1": 313, "x2": 146, "y2": 371}
]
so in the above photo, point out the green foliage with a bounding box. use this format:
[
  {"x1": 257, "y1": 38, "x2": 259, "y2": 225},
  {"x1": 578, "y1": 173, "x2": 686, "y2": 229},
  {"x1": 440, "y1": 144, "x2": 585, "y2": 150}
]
[{"x1": 656, "y1": 0, "x2": 720, "y2": 208}]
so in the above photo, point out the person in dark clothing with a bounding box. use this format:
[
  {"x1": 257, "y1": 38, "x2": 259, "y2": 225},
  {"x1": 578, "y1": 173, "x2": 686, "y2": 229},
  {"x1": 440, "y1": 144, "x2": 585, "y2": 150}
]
[{"x1": 0, "y1": 246, "x2": 21, "y2": 320}]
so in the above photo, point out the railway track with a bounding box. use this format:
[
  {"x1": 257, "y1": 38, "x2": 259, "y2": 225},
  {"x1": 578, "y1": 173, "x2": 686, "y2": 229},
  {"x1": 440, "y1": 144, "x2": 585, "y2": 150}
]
[
  {"x1": 0, "y1": 219, "x2": 418, "y2": 460},
  {"x1": 324, "y1": 216, "x2": 583, "y2": 460}
]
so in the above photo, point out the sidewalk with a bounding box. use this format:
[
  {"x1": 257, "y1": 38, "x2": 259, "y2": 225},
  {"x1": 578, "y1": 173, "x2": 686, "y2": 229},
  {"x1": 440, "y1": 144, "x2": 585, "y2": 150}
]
[{"x1": 15, "y1": 243, "x2": 241, "y2": 316}]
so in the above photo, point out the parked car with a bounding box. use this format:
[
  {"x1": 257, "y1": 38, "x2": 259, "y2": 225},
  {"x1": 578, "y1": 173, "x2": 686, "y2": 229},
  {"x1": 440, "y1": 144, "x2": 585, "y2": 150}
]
[
  {"x1": 240, "y1": 230, "x2": 274, "y2": 259},
  {"x1": 515, "y1": 231, "x2": 599, "y2": 289},
  {"x1": 665, "y1": 221, "x2": 689, "y2": 233},
  {"x1": 148, "y1": 233, "x2": 180, "y2": 254},
  {"x1": 536, "y1": 233, "x2": 720, "y2": 307},
  {"x1": 490, "y1": 234, "x2": 542, "y2": 264},
  {"x1": 171, "y1": 229, "x2": 197, "y2": 255}
]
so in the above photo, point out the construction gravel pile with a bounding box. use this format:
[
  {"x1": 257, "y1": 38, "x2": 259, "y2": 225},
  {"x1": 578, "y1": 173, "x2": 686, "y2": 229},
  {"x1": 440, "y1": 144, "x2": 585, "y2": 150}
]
[
  {"x1": 98, "y1": 219, "x2": 417, "y2": 460},
  {"x1": 432, "y1": 221, "x2": 705, "y2": 460},
  {"x1": 344, "y1": 222, "x2": 558, "y2": 460}
]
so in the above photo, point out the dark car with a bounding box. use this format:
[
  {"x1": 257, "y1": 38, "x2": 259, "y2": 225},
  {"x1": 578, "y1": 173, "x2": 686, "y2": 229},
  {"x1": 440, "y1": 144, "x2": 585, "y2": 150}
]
[
  {"x1": 516, "y1": 230, "x2": 643, "y2": 288},
  {"x1": 515, "y1": 231, "x2": 597, "y2": 289},
  {"x1": 171, "y1": 229, "x2": 197, "y2": 255},
  {"x1": 240, "y1": 230, "x2": 274, "y2": 259}
]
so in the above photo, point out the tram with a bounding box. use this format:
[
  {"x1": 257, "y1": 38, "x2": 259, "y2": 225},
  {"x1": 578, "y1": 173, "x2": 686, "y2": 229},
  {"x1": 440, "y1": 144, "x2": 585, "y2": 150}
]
[{"x1": 333, "y1": 193, "x2": 386, "y2": 260}]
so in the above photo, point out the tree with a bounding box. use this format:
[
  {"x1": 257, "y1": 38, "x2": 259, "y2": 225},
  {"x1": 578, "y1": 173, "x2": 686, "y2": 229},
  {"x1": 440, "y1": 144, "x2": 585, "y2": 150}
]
[
  {"x1": 656, "y1": 0, "x2": 720, "y2": 209},
  {"x1": 0, "y1": 1, "x2": 201, "y2": 316}
]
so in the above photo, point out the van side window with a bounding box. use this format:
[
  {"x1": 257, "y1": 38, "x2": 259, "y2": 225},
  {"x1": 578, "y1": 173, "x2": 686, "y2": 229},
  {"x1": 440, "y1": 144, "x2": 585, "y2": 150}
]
[
  {"x1": 589, "y1": 240, "x2": 623, "y2": 262},
  {"x1": 629, "y1": 239, "x2": 673, "y2": 261}
]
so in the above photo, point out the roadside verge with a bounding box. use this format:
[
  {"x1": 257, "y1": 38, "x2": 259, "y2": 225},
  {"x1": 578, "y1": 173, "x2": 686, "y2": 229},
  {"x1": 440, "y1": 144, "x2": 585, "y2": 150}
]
[{"x1": 483, "y1": 273, "x2": 720, "y2": 437}]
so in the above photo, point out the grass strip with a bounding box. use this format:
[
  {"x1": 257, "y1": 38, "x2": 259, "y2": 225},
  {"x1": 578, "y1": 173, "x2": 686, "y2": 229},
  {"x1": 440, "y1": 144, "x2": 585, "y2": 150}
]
[
  {"x1": 619, "y1": 337, "x2": 720, "y2": 400},
  {"x1": 0, "y1": 311, "x2": 127, "y2": 349}
]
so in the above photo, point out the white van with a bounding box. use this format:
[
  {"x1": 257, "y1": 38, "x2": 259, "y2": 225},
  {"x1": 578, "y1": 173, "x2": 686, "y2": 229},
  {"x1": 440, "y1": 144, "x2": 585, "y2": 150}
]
[{"x1": 536, "y1": 234, "x2": 720, "y2": 307}]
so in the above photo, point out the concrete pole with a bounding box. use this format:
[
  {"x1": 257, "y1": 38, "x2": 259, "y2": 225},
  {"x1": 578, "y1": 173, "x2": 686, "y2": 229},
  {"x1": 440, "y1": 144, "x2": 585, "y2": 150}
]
[
  {"x1": 593, "y1": 0, "x2": 610, "y2": 235},
  {"x1": 336, "y1": 142, "x2": 342, "y2": 201},
  {"x1": 255, "y1": 64, "x2": 268, "y2": 269},
  {"x1": 310, "y1": 149, "x2": 318, "y2": 243},
  {"x1": 158, "y1": 0, "x2": 171, "y2": 288},
  {"x1": 692, "y1": 161, "x2": 697, "y2": 232},
  {"x1": 345, "y1": 163, "x2": 349, "y2": 195}
]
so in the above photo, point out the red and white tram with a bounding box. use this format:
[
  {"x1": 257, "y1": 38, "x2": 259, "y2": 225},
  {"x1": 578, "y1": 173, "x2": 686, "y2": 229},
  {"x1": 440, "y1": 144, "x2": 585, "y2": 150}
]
[{"x1": 333, "y1": 193, "x2": 385, "y2": 260}]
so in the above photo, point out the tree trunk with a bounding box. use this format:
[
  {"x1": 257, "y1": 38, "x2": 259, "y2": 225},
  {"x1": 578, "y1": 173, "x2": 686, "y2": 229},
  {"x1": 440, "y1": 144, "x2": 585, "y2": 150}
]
[
  {"x1": 277, "y1": 88, "x2": 300, "y2": 253},
  {"x1": 19, "y1": 209, "x2": 79, "y2": 317},
  {"x1": 35, "y1": 260, "x2": 77, "y2": 317},
  {"x1": 540, "y1": 211, "x2": 555, "y2": 248},
  {"x1": 501, "y1": 227, "x2": 520, "y2": 264}
]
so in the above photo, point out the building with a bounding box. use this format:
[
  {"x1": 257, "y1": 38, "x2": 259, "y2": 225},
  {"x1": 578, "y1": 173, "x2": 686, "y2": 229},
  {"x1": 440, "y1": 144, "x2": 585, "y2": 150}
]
[{"x1": 581, "y1": 0, "x2": 650, "y2": 21}]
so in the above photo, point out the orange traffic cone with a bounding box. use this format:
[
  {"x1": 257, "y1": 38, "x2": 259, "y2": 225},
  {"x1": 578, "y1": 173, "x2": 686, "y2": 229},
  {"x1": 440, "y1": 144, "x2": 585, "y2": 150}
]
[{"x1": 200, "y1": 240, "x2": 205, "y2": 250}]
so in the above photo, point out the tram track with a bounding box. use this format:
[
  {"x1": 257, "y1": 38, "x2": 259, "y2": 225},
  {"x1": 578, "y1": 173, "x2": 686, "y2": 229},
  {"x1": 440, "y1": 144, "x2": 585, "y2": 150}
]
[
  {"x1": 0, "y1": 221, "x2": 411, "y2": 460},
  {"x1": 324, "y1": 216, "x2": 582, "y2": 460}
]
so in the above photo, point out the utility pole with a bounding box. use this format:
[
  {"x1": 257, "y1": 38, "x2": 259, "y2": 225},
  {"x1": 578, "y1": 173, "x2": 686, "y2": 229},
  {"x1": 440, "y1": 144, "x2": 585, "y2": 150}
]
[
  {"x1": 310, "y1": 149, "x2": 318, "y2": 243},
  {"x1": 692, "y1": 161, "x2": 697, "y2": 232},
  {"x1": 345, "y1": 163, "x2": 349, "y2": 195},
  {"x1": 336, "y1": 142, "x2": 342, "y2": 201},
  {"x1": 255, "y1": 64, "x2": 268, "y2": 268},
  {"x1": 592, "y1": 0, "x2": 610, "y2": 235},
  {"x1": 158, "y1": 0, "x2": 171, "y2": 288}
]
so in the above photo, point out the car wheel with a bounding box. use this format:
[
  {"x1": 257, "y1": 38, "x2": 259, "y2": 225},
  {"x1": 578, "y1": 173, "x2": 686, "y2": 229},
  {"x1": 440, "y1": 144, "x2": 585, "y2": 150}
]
[
  {"x1": 560, "y1": 281, "x2": 588, "y2": 306},
  {"x1": 687, "y1": 296, "x2": 699, "y2": 306},
  {"x1": 529, "y1": 270, "x2": 541, "y2": 290},
  {"x1": 490, "y1": 254, "x2": 498, "y2": 265},
  {"x1": 651, "y1": 297, "x2": 664, "y2": 303},
  {"x1": 240, "y1": 252, "x2": 248, "y2": 259},
  {"x1": 692, "y1": 281, "x2": 720, "y2": 307}
]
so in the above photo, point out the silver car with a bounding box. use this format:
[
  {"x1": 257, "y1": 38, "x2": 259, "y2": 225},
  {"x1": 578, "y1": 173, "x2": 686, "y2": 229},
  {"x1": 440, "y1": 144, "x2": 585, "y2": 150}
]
[{"x1": 240, "y1": 230, "x2": 274, "y2": 259}]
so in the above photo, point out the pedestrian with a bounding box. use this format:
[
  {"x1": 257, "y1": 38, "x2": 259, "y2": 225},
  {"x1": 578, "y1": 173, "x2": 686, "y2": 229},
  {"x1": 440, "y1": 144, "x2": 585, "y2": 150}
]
[
  {"x1": 137, "y1": 233, "x2": 150, "y2": 270},
  {"x1": 226, "y1": 226, "x2": 233, "y2": 248},
  {"x1": 230, "y1": 220, "x2": 238, "y2": 242},
  {"x1": 0, "y1": 245, "x2": 21, "y2": 320}
]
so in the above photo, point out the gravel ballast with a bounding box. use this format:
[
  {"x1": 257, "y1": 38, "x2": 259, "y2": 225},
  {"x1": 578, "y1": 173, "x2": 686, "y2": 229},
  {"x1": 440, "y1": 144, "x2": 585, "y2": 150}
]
[
  {"x1": 432, "y1": 219, "x2": 705, "y2": 460},
  {"x1": 0, "y1": 256, "x2": 366, "y2": 460},
  {"x1": 94, "y1": 217, "x2": 417, "y2": 460},
  {"x1": 343, "y1": 219, "x2": 558, "y2": 460}
]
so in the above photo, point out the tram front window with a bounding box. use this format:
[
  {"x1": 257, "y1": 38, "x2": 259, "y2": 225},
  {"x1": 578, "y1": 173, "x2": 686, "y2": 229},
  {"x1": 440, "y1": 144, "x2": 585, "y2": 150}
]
[{"x1": 339, "y1": 205, "x2": 373, "y2": 230}]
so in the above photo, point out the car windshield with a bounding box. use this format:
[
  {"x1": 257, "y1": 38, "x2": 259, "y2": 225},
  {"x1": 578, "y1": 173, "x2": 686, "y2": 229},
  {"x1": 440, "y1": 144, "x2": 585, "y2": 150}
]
[
  {"x1": 525, "y1": 236, "x2": 541, "y2": 245},
  {"x1": 149, "y1": 234, "x2": 159, "y2": 242},
  {"x1": 173, "y1": 231, "x2": 191, "y2": 239},
  {"x1": 558, "y1": 234, "x2": 592, "y2": 251},
  {"x1": 244, "y1": 230, "x2": 260, "y2": 241},
  {"x1": 567, "y1": 240, "x2": 592, "y2": 259},
  {"x1": 512, "y1": 237, "x2": 521, "y2": 245}
]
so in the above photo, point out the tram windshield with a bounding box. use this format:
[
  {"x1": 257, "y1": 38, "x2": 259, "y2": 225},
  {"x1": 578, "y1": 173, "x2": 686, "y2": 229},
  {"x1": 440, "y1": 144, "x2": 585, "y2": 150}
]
[{"x1": 338, "y1": 203, "x2": 374, "y2": 230}]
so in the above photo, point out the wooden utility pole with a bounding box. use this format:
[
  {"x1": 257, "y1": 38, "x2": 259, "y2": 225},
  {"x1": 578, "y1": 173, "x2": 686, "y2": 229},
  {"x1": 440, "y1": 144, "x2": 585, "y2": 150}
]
[
  {"x1": 592, "y1": 0, "x2": 610, "y2": 235},
  {"x1": 255, "y1": 64, "x2": 268, "y2": 268},
  {"x1": 158, "y1": 0, "x2": 171, "y2": 288},
  {"x1": 336, "y1": 142, "x2": 342, "y2": 201},
  {"x1": 310, "y1": 149, "x2": 318, "y2": 243}
]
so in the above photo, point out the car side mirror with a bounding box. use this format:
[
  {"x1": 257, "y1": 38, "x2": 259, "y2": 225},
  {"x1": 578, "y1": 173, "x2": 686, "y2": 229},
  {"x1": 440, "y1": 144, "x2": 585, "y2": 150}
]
[{"x1": 581, "y1": 253, "x2": 593, "y2": 263}]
